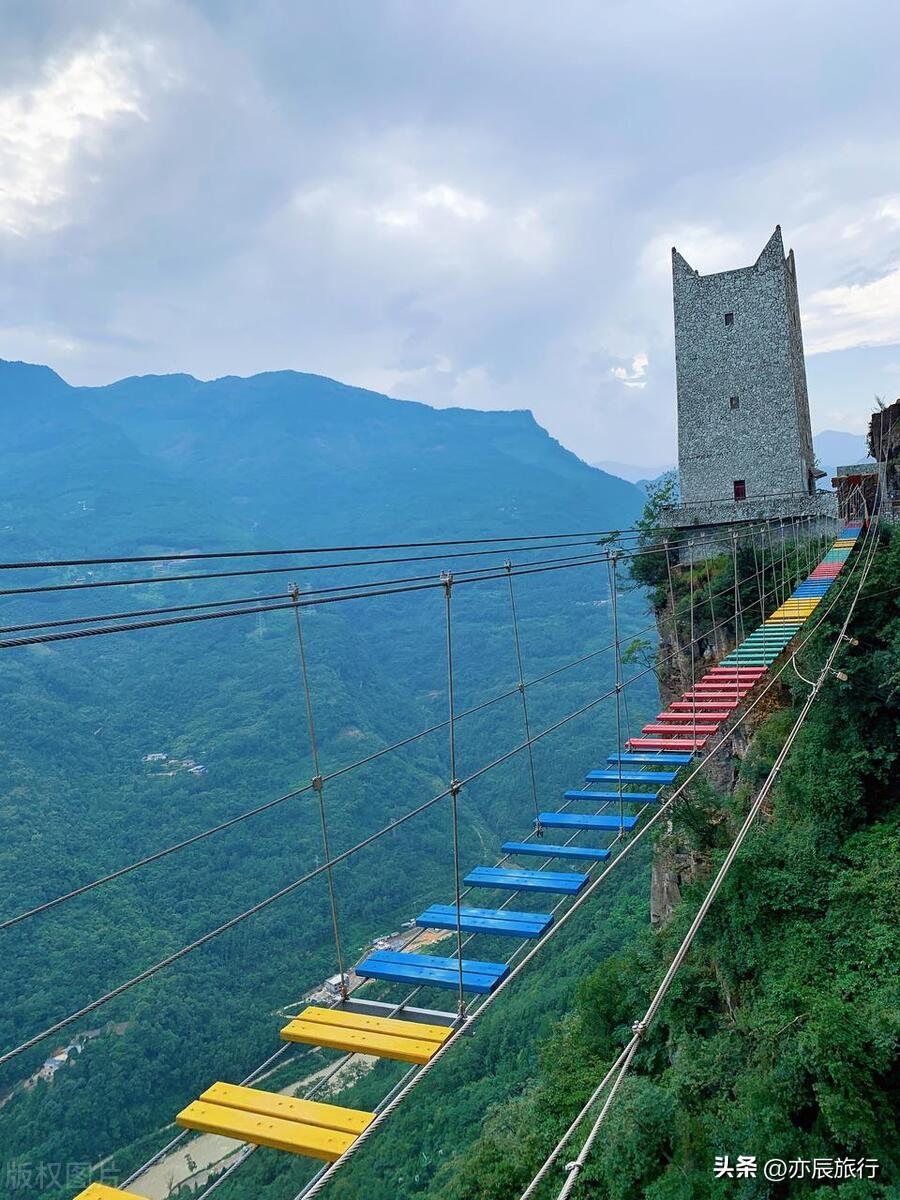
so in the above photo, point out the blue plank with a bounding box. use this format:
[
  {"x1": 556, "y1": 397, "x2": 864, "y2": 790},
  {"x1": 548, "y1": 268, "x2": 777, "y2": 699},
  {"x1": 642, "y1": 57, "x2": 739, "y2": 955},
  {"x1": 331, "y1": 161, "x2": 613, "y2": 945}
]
[
  {"x1": 464, "y1": 865, "x2": 587, "y2": 895},
  {"x1": 608, "y1": 752, "x2": 694, "y2": 765},
  {"x1": 563, "y1": 788, "x2": 661, "y2": 804},
  {"x1": 585, "y1": 769, "x2": 677, "y2": 784},
  {"x1": 501, "y1": 840, "x2": 611, "y2": 862},
  {"x1": 357, "y1": 948, "x2": 508, "y2": 993},
  {"x1": 539, "y1": 811, "x2": 638, "y2": 831},
  {"x1": 416, "y1": 904, "x2": 552, "y2": 937}
]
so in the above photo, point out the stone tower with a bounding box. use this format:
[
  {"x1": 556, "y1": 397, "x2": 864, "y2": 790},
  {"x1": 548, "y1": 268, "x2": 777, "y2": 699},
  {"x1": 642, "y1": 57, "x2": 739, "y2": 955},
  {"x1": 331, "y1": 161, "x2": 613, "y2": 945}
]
[{"x1": 670, "y1": 226, "x2": 827, "y2": 525}]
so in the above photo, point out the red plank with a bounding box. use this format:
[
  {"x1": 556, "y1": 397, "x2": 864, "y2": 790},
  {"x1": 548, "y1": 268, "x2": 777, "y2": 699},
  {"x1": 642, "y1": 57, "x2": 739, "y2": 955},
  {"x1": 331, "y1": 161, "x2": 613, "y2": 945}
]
[
  {"x1": 627, "y1": 737, "x2": 707, "y2": 750},
  {"x1": 657, "y1": 705, "x2": 734, "y2": 715},
  {"x1": 642, "y1": 723, "x2": 720, "y2": 735},
  {"x1": 677, "y1": 691, "x2": 743, "y2": 698}
]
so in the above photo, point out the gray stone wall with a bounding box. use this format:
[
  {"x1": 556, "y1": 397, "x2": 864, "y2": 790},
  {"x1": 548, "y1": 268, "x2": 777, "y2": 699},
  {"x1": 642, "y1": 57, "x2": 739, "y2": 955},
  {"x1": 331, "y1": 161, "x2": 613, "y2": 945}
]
[
  {"x1": 673, "y1": 226, "x2": 817, "y2": 506},
  {"x1": 666, "y1": 488, "x2": 836, "y2": 531}
]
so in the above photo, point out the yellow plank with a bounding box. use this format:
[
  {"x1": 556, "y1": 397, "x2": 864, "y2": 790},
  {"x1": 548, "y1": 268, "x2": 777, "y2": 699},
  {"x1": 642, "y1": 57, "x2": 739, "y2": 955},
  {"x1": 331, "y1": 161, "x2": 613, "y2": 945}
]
[
  {"x1": 199, "y1": 1081, "x2": 373, "y2": 1135},
  {"x1": 282, "y1": 1017, "x2": 440, "y2": 1064},
  {"x1": 296, "y1": 1005, "x2": 452, "y2": 1045},
  {"x1": 176, "y1": 1100, "x2": 356, "y2": 1161},
  {"x1": 73, "y1": 1187, "x2": 145, "y2": 1200}
]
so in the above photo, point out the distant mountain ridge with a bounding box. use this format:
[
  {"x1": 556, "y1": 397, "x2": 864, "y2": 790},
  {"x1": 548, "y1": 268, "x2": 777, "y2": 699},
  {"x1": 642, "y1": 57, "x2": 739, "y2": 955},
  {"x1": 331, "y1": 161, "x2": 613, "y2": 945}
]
[{"x1": 0, "y1": 358, "x2": 642, "y2": 558}]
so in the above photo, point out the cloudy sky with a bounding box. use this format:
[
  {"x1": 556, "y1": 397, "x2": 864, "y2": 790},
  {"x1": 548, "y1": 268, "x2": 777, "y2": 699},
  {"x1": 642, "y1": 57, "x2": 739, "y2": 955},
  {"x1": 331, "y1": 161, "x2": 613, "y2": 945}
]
[{"x1": 2, "y1": 0, "x2": 900, "y2": 463}]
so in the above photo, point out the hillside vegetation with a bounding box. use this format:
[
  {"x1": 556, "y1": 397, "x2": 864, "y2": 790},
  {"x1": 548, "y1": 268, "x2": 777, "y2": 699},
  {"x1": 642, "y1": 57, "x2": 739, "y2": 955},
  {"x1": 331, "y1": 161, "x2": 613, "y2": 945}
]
[
  {"x1": 414, "y1": 527, "x2": 900, "y2": 1199},
  {"x1": 0, "y1": 360, "x2": 652, "y2": 1199}
]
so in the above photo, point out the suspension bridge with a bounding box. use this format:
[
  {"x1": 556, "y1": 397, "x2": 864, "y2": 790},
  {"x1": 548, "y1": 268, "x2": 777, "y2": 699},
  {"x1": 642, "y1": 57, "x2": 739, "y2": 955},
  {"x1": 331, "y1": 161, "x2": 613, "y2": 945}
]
[{"x1": 0, "y1": 502, "x2": 880, "y2": 1200}]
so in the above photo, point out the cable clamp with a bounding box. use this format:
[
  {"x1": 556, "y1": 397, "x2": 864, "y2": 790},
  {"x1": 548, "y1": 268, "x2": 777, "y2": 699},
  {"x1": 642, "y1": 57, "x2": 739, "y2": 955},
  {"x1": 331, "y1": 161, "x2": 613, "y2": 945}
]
[
  {"x1": 632, "y1": 1019, "x2": 647, "y2": 1036},
  {"x1": 289, "y1": 583, "x2": 300, "y2": 602},
  {"x1": 517, "y1": 681, "x2": 526, "y2": 695},
  {"x1": 312, "y1": 774, "x2": 324, "y2": 792},
  {"x1": 450, "y1": 778, "x2": 462, "y2": 798}
]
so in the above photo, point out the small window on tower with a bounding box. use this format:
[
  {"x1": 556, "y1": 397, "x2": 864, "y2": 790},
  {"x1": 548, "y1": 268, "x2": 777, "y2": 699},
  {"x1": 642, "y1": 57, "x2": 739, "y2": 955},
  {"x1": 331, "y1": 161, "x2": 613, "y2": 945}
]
[
  {"x1": 733, "y1": 479, "x2": 747, "y2": 501},
  {"x1": 724, "y1": 312, "x2": 734, "y2": 326},
  {"x1": 729, "y1": 395, "x2": 740, "y2": 410}
]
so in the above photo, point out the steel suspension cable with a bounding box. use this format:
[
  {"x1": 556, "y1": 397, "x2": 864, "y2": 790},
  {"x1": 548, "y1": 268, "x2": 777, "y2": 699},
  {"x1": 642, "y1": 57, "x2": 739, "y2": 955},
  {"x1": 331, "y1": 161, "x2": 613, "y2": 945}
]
[
  {"x1": 607, "y1": 553, "x2": 625, "y2": 836},
  {"x1": 0, "y1": 527, "x2": 652, "y2": 572},
  {"x1": 696, "y1": 544, "x2": 700, "y2": 729},
  {"x1": 505, "y1": 561, "x2": 541, "y2": 827},
  {"x1": 704, "y1": 552, "x2": 720, "y2": 656},
  {"x1": 662, "y1": 537, "x2": 683, "y2": 688},
  {"x1": 0, "y1": 554, "x2": 790, "y2": 934},
  {"x1": 0, "y1": 579, "x2": 762, "y2": 1064},
  {"x1": 290, "y1": 584, "x2": 348, "y2": 1001},
  {"x1": 442, "y1": 572, "x2": 467, "y2": 1015},
  {"x1": 0, "y1": 519, "x2": 786, "y2": 644},
  {"x1": 555, "y1": 1037, "x2": 641, "y2": 1200}
]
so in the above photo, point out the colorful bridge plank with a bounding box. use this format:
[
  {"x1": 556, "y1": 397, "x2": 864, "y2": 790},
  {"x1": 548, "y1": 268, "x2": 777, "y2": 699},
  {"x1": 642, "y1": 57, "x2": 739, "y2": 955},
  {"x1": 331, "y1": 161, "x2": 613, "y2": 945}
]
[
  {"x1": 464, "y1": 865, "x2": 587, "y2": 895},
  {"x1": 356, "y1": 949, "x2": 508, "y2": 993},
  {"x1": 280, "y1": 1005, "x2": 452, "y2": 1064},
  {"x1": 416, "y1": 903, "x2": 553, "y2": 937},
  {"x1": 176, "y1": 1082, "x2": 373, "y2": 1161}
]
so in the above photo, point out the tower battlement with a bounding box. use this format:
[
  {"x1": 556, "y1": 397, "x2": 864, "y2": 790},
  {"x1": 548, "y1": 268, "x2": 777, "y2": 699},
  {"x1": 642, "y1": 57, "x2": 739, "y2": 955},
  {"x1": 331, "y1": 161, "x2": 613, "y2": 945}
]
[{"x1": 666, "y1": 226, "x2": 833, "y2": 530}]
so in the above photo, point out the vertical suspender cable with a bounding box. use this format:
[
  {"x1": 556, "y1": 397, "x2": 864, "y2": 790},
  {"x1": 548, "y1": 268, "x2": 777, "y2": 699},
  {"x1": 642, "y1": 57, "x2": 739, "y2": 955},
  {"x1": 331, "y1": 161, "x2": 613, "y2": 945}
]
[
  {"x1": 751, "y1": 527, "x2": 765, "y2": 625},
  {"x1": 704, "y1": 553, "x2": 720, "y2": 656},
  {"x1": 621, "y1": 669, "x2": 633, "y2": 746},
  {"x1": 779, "y1": 519, "x2": 787, "y2": 599},
  {"x1": 731, "y1": 531, "x2": 744, "y2": 644},
  {"x1": 734, "y1": 532, "x2": 744, "y2": 710},
  {"x1": 663, "y1": 537, "x2": 683, "y2": 688},
  {"x1": 696, "y1": 542, "x2": 700, "y2": 729},
  {"x1": 765, "y1": 523, "x2": 779, "y2": 610},
  {"x1": 505, "y1": 562, "x2": 541, "y2": 830},
  {"x1": 607, "y1": 553, "x2": 624, "y2": 835},
  {"x1": 290, "y1": 584, "x2": 348, "y2": 1000},
  {"x1": 441, "y1": 572, "x2": 467, "y2": 1015}
]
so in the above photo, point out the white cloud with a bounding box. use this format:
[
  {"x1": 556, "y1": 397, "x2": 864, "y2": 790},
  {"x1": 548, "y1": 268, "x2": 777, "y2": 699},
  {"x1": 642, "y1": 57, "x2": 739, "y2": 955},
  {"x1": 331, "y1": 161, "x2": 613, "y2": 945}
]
[
  {"x1": 0, "y1": 35, "x2": 147, "y2": 236},
  {"x1": 804, "y1": 266, "x2": 900, "y2": 353},
  {"x1": 610, "y1": 351, "x2": 648, "y2": 388},
  {"x1": 380, "y1": 183, "x2": 489, "y2": 227}
]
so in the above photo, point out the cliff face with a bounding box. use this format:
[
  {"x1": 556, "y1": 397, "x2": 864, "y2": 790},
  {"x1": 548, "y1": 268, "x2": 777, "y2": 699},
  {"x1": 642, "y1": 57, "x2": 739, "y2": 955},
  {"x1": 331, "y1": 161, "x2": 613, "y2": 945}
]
[{"x1": 649, "y1": 593, "x2": 786, "y2": 927}]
